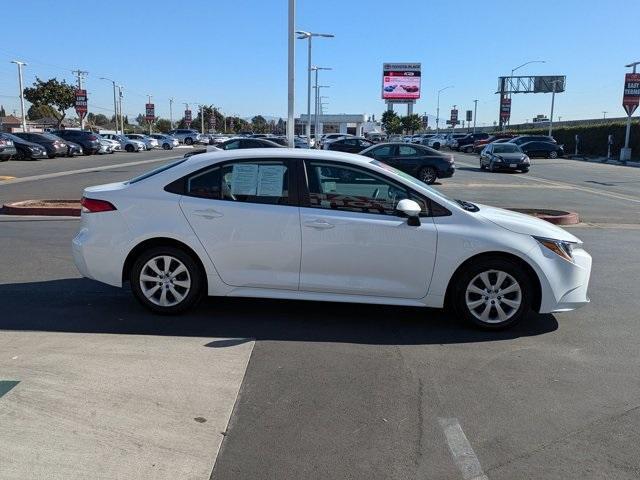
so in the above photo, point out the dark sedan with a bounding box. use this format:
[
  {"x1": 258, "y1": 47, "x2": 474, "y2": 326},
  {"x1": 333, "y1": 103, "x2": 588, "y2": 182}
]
[
  {"x1": 519, "y1": 141, "x2": 564, "y2": 158},
  {"x1": 51, "y1": 130, "x2": 102, "y2": 155},
  {"x1": 359, "y1": 142, "x2": 455, "y2": 184},
  {"x1": 480, "y1": 143, "x2": 530, "y2": 172},
  {"x1": 324, "y1": 137, "x2": 373, "y2": 154},
  {"x1": 65, "y1": 141, "x2": 84, "y2": 157},
  {"x1": 183, "y1": 137, "x2": 283, "y2": 158},
  {"x1": 0, "y1": 133, "x2": 48, "y2": 160},
  {"x1": 14, "y1": 132, "x2": 68, "y2": 158}
]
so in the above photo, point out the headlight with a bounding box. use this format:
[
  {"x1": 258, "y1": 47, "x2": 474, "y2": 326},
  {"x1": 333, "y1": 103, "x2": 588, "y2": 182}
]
[
  {"x1": 522, "y1": 155, "x2": 530, "y2": 163},
  {"x1": 534, "y1": 236, "x2": 577, "y2": 262}
]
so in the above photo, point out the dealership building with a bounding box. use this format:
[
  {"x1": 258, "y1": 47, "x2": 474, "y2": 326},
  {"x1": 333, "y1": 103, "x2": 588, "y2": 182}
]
[{"x1": 295, "y1": 113, "x2": 366, "y2": 136}]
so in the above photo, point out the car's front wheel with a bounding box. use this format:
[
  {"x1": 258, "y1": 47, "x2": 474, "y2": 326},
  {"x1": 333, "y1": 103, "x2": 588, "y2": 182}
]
[
  {"x1": 130, "y1": 246, "x2": 204, "y2": 314},
  {"x1": 125, "y1": 144, "x2": 134, "y2": 152},
  {"x1": 452, "y1": 257, "x2": 532, "y2": 329},
  {"x1": 163, "y1": 143, "x2": 171, "y2": 150},
  {"x1": 549, "y1": 150, "x2": 558, "y2": 159},
  {"x1": 185, "y1": 137, "x2": 193, "y2": 145}
]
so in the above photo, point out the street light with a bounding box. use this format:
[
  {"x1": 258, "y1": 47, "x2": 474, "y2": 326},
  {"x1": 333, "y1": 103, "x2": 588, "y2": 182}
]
[
  {"x1": 436, "y1": 85, "x2": 453, "y2": 134},
  {"x1": 508, "y1": 60, "x2": 545, "y2": 127},
  {"x1": 296, "y1": 30, "x2": 334, "y2": 147},
  {"x1": 287, "y1": 0, "x2": 295, "y2": 147},
  {"x1": 10, "y1": 60, "x2": 27, "y2": 132},
  {"x1": 312, "y1": 67, "x2": 331, "y2": 145},
  {"x1": 99, "y1": 77, "x2": 119, "y2": 133}
]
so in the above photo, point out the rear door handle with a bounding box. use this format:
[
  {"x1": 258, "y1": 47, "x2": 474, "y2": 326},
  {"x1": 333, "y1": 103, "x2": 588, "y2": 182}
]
[
  {"x1": 304, "y1": 220, "x2": 335, "y2": 230},
  {"x1": 192, "y1": 208, "x2": 223, "y2": 219}
]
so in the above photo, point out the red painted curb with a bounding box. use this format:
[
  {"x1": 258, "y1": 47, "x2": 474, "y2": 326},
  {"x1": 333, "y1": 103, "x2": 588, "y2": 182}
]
[
  {"x1": 2, "y1": 200, "x2": 81, "y2": 217},
  {"x1": 508, "y1": 208, "x2": 580, "y2": 225}
]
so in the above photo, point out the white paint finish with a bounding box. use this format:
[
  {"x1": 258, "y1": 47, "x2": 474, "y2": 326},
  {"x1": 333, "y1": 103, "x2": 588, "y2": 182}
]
[
  {"x1": 0, "y1": 331, "x2": 254, "y2": 480},
  {"x1": 299, "y1": 207, "x2": 437, "y2": 298},
  {"x1": 439, "y1": 418, "x2": 489, "y2": 480}
]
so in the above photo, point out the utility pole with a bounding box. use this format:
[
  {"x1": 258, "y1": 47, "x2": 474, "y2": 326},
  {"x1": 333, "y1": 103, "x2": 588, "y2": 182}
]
[
  {"x1": 169, "y1": 98, "x2": 174, "y2": 129},
  {"x1": 200, "y1": 104, "x2": 205, "y2": 134},
  {"x1": 602, "y1": 111, "x2": 607, "y2": 119},
  {"x1": 436, "y1": 86, "x2": 453, "y2": 134},
  {"x1": 72, "y1": 69, "x2": 88, "y2": 130},
  {"x1": 10, "y1": 60, "x2": 27, "y2": 132},
  {"x1": 286, "y1": 0, "x2": 295, "y2": 147},
  {"x1": 117, "y1": 85, "x2": 124, "y2": 134},
  {"x1": 473, "y1": 99, "x2": 478, "y2": 133},
  {"x1": 100, "y1": 77, "x2": 119, "y2": 134},
  {"x1": 548, "y1": 80, "x2": 559, "y2": 137}
]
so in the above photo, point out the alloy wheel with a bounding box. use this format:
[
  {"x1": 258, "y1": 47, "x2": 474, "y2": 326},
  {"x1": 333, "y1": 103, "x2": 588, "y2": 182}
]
[
  {"x1": 419, "y1": 167, "x2": 437, "y2": 184},
  {"x1": 139, "y1": 255, "x2": 191, "y2": 307},
  {"x1": 465, "y1": 269, "x2": 522, "y2": 324}
]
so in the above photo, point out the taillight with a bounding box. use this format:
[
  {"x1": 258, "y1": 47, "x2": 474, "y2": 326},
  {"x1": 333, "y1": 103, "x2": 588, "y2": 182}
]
[{"x1": 81, "y1": 197, "x2": 116, "y2": 213}]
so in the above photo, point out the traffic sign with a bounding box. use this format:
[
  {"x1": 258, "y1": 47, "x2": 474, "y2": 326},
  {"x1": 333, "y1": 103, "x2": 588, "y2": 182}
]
[
  {"x1": 622, "y1": 73, "x2": 640, "y2": 116},
  {"x1": 75, "y1": 89, "x2": 87, "y2": 118},
  {"x1": 184, "y1": 109, "x2": 192, "y2": 126},
  {"x1": 145, "y1": 103, "x2": 155, "y2": 122}
]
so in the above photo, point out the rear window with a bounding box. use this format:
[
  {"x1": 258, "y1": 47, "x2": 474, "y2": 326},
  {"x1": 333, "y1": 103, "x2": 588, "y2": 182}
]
[{"x1": 126, "y1": 159, "x2": 187, "y2": 184}]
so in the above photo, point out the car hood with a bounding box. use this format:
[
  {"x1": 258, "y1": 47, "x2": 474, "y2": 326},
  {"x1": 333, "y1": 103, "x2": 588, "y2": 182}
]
[
  {"x1": 494, "y1": 152, "x2": 527, "y2": 160},
  {"x1": 476, "y1": 204, "x2": 580, "y2": 243}
]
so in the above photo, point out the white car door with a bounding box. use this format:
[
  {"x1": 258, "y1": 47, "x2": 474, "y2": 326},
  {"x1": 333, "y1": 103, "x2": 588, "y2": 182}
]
[
  {"x1": 299, "y1": 160, "x2": 438, "y2": 299},
  {"x1": 179, "y1": 158, "x2": 301, "y2": 290}
]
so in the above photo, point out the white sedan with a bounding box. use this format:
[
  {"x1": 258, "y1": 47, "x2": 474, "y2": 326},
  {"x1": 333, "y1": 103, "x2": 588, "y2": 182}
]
[{"x1": 72, "y1": 149, "x2": 591, "y2": 329}]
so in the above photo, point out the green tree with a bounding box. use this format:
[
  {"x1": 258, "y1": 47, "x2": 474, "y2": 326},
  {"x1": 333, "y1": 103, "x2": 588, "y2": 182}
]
[
  {"x1": 155, "y1": 118, "x2": 172, "y2": 133},
  {"x1": 27, "y1": 104, "x2": 58, "y2": 120},
  {"x1": 0, "y1": 105, "x2": 5, "y2": 117},
  {"x1": 251, "y1": 115, "x2": 268, "y2": 133},
  {"x1": 276, "y1": 118, "x2": 285, "y2": 134},
  {"x1": 386, "y1": 116, "x2": 403, "y2": 134},
  {"x1": 401, "y1": 114, "x2": 422, "y2": 134},
  {"x1": 23, "y1": 77, "x2": 75, "y2": 128},
  {"x1": 381, "y1": 110, "x2": 399, "y2": 133}
]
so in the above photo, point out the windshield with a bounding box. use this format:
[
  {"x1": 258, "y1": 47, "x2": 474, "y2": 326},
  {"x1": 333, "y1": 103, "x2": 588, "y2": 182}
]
[
  {"x1": 493, "y1": 144, "x2": 522, "y2": 153},
  {"x1": 370, "y1": 160, "x2": 452, "y2": 203}
]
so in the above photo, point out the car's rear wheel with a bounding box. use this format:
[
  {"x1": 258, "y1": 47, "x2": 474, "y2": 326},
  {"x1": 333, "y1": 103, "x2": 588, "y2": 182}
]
[
  {"x1": 130, "y1": 246, "x2": 204, "y2": 314},
  {"x1": 452, "y1": 257, "x2": 532, "y2": 330},
  {"x1": 432, "y1": 142, "x2": 440, "y2": 150},
  {"x1": 185, "y1": 137, "x2": 193, "y2": 145},
  {"x1": 125, "y1": 144, "x2": 134, "y2": 152},
  {"x1": 418, "y1": 166, "x2": 437, "y2": 184},
  {"x1": 549, "y1": 150, "x2": 558, "y2": 159}
]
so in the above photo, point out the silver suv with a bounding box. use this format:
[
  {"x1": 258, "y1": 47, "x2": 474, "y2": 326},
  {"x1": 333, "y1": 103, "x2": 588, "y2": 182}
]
[{"x1": 167, "y1": 129, "x2": 202, "y2": 145}]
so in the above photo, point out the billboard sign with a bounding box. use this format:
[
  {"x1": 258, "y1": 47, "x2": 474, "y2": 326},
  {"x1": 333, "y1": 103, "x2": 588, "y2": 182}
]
[
  {"x1": 184, "y1": 109, "x2": 192, "y2": 126},
  {"x1": 145, "y1": 103, "x2": 155, "y2": 122},
  {"x1": 533, "y1": 76, "x2": 566, "y2": 93},
  {"x1": 500, "y1": 97, "x2": 511, "y2": 121},
  {"x1": 74, "y1": 89, "x2": 87, "y2": 118},
  {"x1": 466, "y1": 110, "x2": 472, "y2": 122},
  {"x1": 382, "y1": 63, "x2": 421, "y2": 100},
  {"x1": 450, "y1": 109, "x2": 458, "y2": 122},
  {"x1": 622, "y1": 73, "x2": 640, "y2": 116}
]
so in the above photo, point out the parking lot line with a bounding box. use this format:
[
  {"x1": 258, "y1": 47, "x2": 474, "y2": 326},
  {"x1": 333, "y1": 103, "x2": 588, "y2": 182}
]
[
  {"x1": 0, "y1": 156, "x2": 181, "y2": 187},
  {"x1": 439, "y1": 418, "x2": 489, "y2": 480}
]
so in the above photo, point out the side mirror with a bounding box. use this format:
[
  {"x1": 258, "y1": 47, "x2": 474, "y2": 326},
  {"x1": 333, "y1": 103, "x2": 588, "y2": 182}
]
[{"x1": 396, "y1": 199, "x2": 422, "y2": 226}]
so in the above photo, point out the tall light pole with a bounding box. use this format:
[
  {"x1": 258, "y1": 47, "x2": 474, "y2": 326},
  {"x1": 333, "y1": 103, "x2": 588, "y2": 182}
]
[
  {"x1": 296, "y1": 30, "x2": 334, "y2": 146},
  {"x1": 314, "y1": 84, "x2": 330, "y2": 142},
  {"x1": 621, "y1": 61, "x2": 640, "y2": 163},
  {"x1": 472, "y1": 99, "x2": 478, "y2": 133},
  {"x1": 548, "y1": 79, "x2": 561, "y2": 137},
  {"x1": 11, "y1": 60, "x2": 27, "y2": 132},
  {"x1": 200, "y1": 104, "x2": 205, "y2": 134},
  {"x1": 436, "y1": 85, "x2": 453, "y2": 134},
  {"x1": 286, "y1": 0, "x2": 295, "y2": 147},
  {"x1": 169, "y1": 98, "x2": 174, "y2": 129},
  {"x1": 100, "y1": 77, "x2": 119, "y2": 134},
  {"x1": 312, "y1": 66, "x2": 331, "y2": 145},
  {"x1": 117, "y1": 85, "x2": 124, "y2": 134}
]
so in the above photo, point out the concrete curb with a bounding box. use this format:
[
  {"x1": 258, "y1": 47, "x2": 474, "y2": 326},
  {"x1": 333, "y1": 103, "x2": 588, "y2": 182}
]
[
  {"x1": 2, "y1": 200, "x2": 80, "y2": 217},
  {"x1": 508, "y1": 208, "x2": 580, "y2": 225}
]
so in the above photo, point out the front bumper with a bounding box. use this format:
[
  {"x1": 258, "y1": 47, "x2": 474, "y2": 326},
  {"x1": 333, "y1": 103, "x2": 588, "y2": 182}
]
[
  {"x1": 493, "y1": 161, "x2": 529, "y2": 170},
  {"x1": 438, "y1": 165, "x2": 456, "y2": 178}
]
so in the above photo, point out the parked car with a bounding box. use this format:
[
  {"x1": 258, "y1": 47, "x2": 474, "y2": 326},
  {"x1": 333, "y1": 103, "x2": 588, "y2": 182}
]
[
  {"x1": 0, "y1": 135, "x2": 17, "y2": 161},
  {"x1": 0, "y1": 133, "x2": 48, "y2": 160},
  {"x1": 99, "y1": 137, "x2": 122, "y2": 152},
  {"x1": 324, "y1": 137, "x2": 373, "y2": 154},
  {"x1": 50, "y1": 130, "x2": 102, "y2": 155},
  {"x1": 73, "y1": 149, "x2": 592, "y2": 330},
  {"x1": 454, "y1": 132, "x2": 490, "y2": 152},
  {"x1": 320, "y1": 133, "x2": 353, "y2": 148},
  {"x1": 360, "y1": 142, "x2": 455, "y2": 184},
  {"x1": 65, "y1": 141, "x2": 84, "y2": 156},
  {"x1": 365, "y1": 133, "x2": 387, "y2": 143},
  {"x1": 444, "y1": 133, "x2": 467, "y2": 149},
  {"x1": 410, "y1": 134, "x2": 426, "y2": 144},
  {"x1": 473, "y1": 134, "x2": 517, "y2": 154},
  {"x1": 218, "y1": 137, "x2": 284, "y2": 150},
  {"x1": 150, "y1": 134, "x2": 179, "y2": 150},
  {"x1": 425, "y1": 133, "x2": 448, "y2": 150},
  {"x1": 13, "y1": 132, "x2": 68, "y2": 158},
  {"x1": 519, "y1": 141, "x2": 564, "y2": 159},
  {"x1": 167, "y1": 129, "x2": 202, "y2": 145},
  {"x1": 509, "y1": 135, "x2": 557, "y2": 146},
  {"x1": 480, "y1": 143, "x2": 530, "y2": 172},
  {"x1": 126, "y1": 134, "x2": 158, "y2": 150},
  {"x1": 97, "y1": 140, "x2": 113, "y2": 155},
  {"x1": 269, "y1": 136, "x2": 310, "y2": 148},
  {"x1": 101, "y1": 133, "x2": 144, "y2": 152}
]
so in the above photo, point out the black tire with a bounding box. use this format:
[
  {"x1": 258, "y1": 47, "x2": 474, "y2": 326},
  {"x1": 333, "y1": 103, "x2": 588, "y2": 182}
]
[
  {"x1": 432, "y1": 142, "x2": 440, "y2": 150},
  {"x1": 451, "y1": 256, "x2": 533, "y2": 330},
  {"x1": 125, "y1": 144, "x2": 134, "y2": 152},
  {"x1": 480, "y1": 161, "x2": 486, "y2": 170},
  {"x1": 548, "y1": 150, "x2": 558, "y2": 159},
  {"x1": 185, "y1": 137, "x2": 194, "y2": 145},
  {"x1": 130, "y1": 246, "x2": 204, "y2": 315},
  {"x1": 521, "y1": 168, "x2": 529, "y2": 173},
  {"x1": 489, "y1": 162, "x2": 496, "y2": 172},
  {"x1": 162, "y1": 143, "x2": 171, "y2": 150},
  {"x1": 418, "y1": 166, "x2": 437, "y2": 184}
]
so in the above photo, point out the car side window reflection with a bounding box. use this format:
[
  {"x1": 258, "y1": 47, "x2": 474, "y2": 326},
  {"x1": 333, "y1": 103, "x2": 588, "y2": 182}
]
[{"x1": 305, "y1": 161, "x2": 428, "y2": 216}]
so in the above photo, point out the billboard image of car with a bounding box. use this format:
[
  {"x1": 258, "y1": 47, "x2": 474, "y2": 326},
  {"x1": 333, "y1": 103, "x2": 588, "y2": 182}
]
[{"x1": 382, "y1": 63, "x2": 421, "y2": 100}]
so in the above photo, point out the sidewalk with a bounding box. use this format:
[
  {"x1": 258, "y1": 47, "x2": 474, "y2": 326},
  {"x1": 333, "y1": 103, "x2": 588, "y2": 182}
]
[{"x1": 566, "y1": 154, "x2": 640, "y2": 168}]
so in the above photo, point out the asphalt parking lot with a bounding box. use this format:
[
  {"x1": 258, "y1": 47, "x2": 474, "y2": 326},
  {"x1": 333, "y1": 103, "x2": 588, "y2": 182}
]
[{"x1": 1, "y1": 150, "x2": 640, "y2": 479}]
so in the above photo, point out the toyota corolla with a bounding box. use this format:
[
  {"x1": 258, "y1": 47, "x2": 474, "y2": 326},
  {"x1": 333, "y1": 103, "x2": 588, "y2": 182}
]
[{"x1": 72, "y1": 149, "x2": 591, "y2": 329}]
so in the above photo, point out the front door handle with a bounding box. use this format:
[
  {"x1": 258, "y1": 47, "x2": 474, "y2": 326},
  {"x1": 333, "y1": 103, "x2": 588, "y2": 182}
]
[
  {"x1": 192, "y1": 208, "x2": 223, "y2": 219},
  {"x1": 304, "y1": 220, "x2": 335, "y2": 230}
]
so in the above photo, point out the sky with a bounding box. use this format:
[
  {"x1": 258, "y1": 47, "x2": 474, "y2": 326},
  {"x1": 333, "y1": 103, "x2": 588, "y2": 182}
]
[{"x1": 1, "y1": 0, "x2": 639, "y2": 127}]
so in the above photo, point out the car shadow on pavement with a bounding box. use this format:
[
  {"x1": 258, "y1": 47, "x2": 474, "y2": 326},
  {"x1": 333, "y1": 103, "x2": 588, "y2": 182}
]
[{"x1": 0, "y1": 278, "x2": 558, "y2": 345}]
